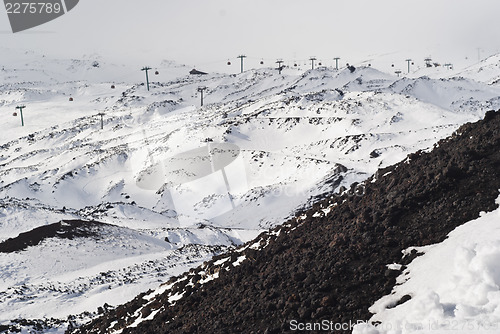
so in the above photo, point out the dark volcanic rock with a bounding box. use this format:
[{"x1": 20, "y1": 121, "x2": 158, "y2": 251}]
[
  {"x1": 0, "y1": 220, "x2": 106, "y2": 253},
  {"x1": 71, "y1": 110, "x2": 500, "y2": 334}
]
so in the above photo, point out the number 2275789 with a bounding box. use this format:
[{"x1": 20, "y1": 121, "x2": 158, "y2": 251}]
[{"x1": 5, "y1": 2, "x2": 62, "y2": 14}]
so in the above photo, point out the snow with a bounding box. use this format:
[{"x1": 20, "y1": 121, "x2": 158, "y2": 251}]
[
  {"x1": 353, "y1": 194, "x2": 500, "y2": 334},
  {"x1": 213, "y1": 257, "x2": 230, "y2": 266},
  {"x1": 0, "y1": 225, "x2": 173, "y2": 319},
  {"x1": 232, "y1": 255, "x2": 246, "y2": 267},
  {"x1": 199, "y1": 271, "x2": 219, "y2": 285},
  {"x1": 167, "y1": 292, "x2": 185, "y2": 304},
  {"x1": 2, "y1": 47, "x2": 500, "y2": 330},
  {"x1": 387, "y1": 263, "x2": 403, "y2": 271}
]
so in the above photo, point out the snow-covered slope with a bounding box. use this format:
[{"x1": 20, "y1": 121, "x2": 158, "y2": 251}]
[
  {"x1": 72, "y1": 110, "x2": 500, "y2": 334},
  {"x1": 354, "y1": 195, "x2": 500, "y2": 334},
  {"x1": 453, "y1": 54, "x2": 500, "y2": 85},
  {"x1": 1, "y1": 48, "x2": 500, "y2": 332}
]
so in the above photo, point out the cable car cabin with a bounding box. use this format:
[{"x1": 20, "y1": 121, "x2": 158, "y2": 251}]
[
  {"x1": 260, "y1": 61, "x2": 264, "y2": 65},
  {"x1": 13, "y1": 112, "x2": 17, "y2": 116},
  {"x1": 391, "y1": 64, "x2": 395, "y2": 67},
  {"x1": 69, "y1": 97, "x2": 74, "y2": 101},
  {"x1": 155, "y1": 71, "x2": 159, "y2": 75},
  {"x1": 227, "y1": 61, "x2": 231, "y2": 65},
  {"x1": 318, "y1": 62, "x2": 322, "y2": 66},
  {"x1": 294, "y1": 63, "x2": 298, "y2": 67},
  {"x1": 111, "y1": 85, "x2": 115, "y2": 89}
]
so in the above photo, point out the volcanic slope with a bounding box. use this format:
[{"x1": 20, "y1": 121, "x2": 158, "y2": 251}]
[
  {"x1": 2, "y1": 50, "x2": 500, "y2": 332},
  {"x1": 71, "y1": 110, "x2": 500, "y2": 333}
]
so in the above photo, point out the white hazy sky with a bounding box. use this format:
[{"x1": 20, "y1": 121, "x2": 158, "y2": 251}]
[{"x1": 1, "y1": 0, "x2": 500, "y2": 71}]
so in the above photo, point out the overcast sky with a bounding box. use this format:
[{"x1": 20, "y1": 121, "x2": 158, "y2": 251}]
[{"x1": 1, "y1": 0, "x2": 500, "y2": 72}]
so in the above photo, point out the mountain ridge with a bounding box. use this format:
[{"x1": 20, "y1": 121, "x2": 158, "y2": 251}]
[
  {"x1": 2, "y1": 50, "x2": 500, "y2": 332},
  {"x1": 71, "y1": 110, "x2": 500, "y2": 333}
]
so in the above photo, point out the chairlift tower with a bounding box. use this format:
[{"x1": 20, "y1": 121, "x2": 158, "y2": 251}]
[
  {"x1": 276, "y1": 59, "x2": 284, "y2": 74},
  {"x1": 309, "y1": 57, "x2": 317, "y2": 70},
  {"x1": 197, "y1": 86, "x2": 207, "y2": 106},
  {"x1": 237, "y1": 55, "x2": 246, "y2": 73},
  {"x1": 424, "y1": 57, "x2": 432, "y2": 67},
  {"x1": 15, "y1": 105, "x2": 26, "y2": 126},
  {"x1": 97, "y1": 112, "x2": 105, "y2": 130},
  {"x1": 405, "y1": 59, "x2": 412, "y2": 74},
  {"x1": 141, "y1": 66, "x2": 152, "y2": 91},
  {"x1": 395, "y1": 70, "x2": 402, "y2": 77},
  {"x1": 333, "y1": 57, "x2": 341, "y2": 70}
]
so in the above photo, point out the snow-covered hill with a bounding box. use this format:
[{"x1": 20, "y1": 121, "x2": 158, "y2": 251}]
[{"x1": 1, "y1": 49, "x2": 500, "y2": 332}]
